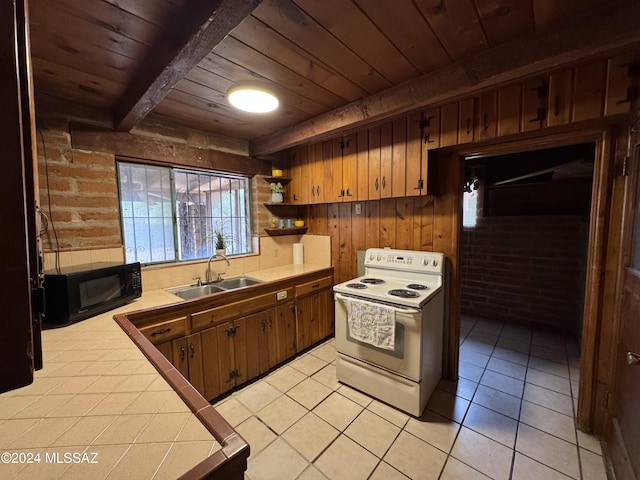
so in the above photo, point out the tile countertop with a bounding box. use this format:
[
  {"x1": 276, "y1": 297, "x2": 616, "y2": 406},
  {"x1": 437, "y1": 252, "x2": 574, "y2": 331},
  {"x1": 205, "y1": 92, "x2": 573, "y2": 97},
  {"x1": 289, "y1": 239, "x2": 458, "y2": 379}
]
[{"x1": 0, "y1": 263, "x2": 331, "y2": 480}]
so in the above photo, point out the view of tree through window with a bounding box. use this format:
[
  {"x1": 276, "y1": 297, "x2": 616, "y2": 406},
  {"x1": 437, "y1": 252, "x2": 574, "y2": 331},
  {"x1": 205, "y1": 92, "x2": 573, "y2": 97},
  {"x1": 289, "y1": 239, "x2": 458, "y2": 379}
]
[{"x1": 117, "y1": 161, "x2": 251, "y2": 264}]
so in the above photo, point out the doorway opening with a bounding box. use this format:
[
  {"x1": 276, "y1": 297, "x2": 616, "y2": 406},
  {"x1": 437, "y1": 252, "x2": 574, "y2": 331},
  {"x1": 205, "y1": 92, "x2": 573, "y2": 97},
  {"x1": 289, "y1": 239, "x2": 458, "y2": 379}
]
[{"x1": 461, "y1": 142, "x2": 594, "y2": 339}]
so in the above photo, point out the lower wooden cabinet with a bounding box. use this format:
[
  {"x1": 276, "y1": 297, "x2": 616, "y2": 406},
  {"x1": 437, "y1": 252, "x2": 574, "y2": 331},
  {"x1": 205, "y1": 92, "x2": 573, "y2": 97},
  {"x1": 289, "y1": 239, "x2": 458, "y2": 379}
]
[
  {"x1": 145, "y1": 269, "x2": 334, "y2": 402},
  {"x1": 295, "y1": 277, "x2": 334, "y2": 351}
]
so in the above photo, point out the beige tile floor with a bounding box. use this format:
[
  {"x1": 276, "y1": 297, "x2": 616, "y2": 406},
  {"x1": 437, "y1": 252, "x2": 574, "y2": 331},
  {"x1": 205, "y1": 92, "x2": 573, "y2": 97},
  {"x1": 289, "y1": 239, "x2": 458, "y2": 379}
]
[{"x1": 217, "y1": 315, "x2": 609, "y2": 480}]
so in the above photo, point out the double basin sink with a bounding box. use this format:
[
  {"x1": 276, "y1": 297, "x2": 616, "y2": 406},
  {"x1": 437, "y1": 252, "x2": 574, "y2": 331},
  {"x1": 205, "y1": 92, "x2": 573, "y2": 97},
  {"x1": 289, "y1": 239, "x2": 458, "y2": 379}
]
[{"x1": 166, "y1": 276, "x2": 263, "y2": 301}]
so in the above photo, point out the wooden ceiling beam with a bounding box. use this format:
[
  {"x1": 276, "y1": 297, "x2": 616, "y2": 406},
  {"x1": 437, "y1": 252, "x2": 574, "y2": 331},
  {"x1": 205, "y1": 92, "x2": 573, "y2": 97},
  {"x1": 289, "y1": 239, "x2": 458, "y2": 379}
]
[
  {"x1": 112, "y1": 0, "x2": 260, "y2": 132},
  {"x1": 249, "y1": 0, "x2": 640, "y2": 156}
]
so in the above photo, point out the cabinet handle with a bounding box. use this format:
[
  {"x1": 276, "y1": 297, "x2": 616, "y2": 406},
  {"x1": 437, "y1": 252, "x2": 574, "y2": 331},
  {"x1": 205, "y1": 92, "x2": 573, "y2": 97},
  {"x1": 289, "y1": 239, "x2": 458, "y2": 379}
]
[
  {"x1": 627, "y1": 351, "x2": 640, "y2": 366},
  {"x1": 413, "y1": 179, "x2": 424, "y2": 190},
  {"x1": 423, "y1": 132, "x2": 433, "y2": 144},
  {"x1": 180, "y1": 345, "x2": 186, "y2": 361},
  {"x1": 151, "y1": 327, "x2": 171, "y2": 336},
  {"x1": 338, "y1": 189, "x2": 344, "y2": 198},
  {"x1": 311, "y1": 186, "x2": 315, "y2": 197},
  {"x1": 312, "y1": 283, "x2": 320, "y2": 289},
  {"x1": 189, "y1": 343, "x2": 195, "y2": 358},
  {"x1": 553, "y1": 96, "x2": 561, "y2": 116},
  {"x1": 346, "y1": 188, "x2": 352, "y2": 197},
  {"x1": 382, "y1": 176, "x2": 386, "y2": 189},
  {"x1": 261, "y1": 319, "x2": 266, "y2": 332},
  {"x1": 483, "y1": 114, "x2": 489, "y2": 131},
  {"x1": 375, "y1": 178, "x2": 379, "y2": 191},
  {"x1": 269, "y1": 315, "x2": 273, "y2": 327},
  {"x1": 466, "y1": 118, "x2": 472, "y2": 135}
]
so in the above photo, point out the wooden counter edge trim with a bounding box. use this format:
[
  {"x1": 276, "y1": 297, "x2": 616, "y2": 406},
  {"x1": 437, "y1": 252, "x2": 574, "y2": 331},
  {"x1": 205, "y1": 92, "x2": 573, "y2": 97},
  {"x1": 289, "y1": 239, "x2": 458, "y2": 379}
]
[{"x1": 112, "y1": 312, "x2": 250, "y2": 480}]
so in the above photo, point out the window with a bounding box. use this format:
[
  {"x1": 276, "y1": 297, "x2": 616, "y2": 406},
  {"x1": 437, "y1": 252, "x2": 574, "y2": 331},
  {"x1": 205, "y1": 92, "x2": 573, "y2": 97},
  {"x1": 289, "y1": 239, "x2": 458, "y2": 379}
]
[
  {"x1": 462, "y1": 190, "x2": 478, "y2": 228},
  {"x1": 117, "y1": 162, "x2": 251, "y2": 264}
]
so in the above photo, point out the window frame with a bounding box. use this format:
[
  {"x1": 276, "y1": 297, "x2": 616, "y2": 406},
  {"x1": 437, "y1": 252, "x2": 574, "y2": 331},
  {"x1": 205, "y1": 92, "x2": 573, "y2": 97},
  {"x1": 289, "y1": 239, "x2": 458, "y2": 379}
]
[{"x1": 116, "y1": 159, "x2": 253, "y2": 266}]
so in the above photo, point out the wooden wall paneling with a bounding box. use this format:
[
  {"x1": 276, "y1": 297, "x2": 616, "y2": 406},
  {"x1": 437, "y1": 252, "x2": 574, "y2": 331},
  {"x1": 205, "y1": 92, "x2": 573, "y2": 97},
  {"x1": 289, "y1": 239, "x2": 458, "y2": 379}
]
[
  {"x1": 521, "y1": 77, "x2": 548, "y2": 132},
  {"x1": 431, "y1": 151, "x2": 463, "y2": 380},
  {"x1": 356, "y1": 129, "x2": 369, "y2": 200},
  {"x1": 458, "y1": 98, "x2": 475, "y2": 144},
  {"x1": 307, "y1": 203, "x2": 328, "y2": 235},
  {"x1": 406, "y1": 112, "x2": 423, "y2": 195},
  {"x1": 573, "y1": 60, "x2": 606, "y2": 122},
  {"x1": 423, "y1": 107, "x2": 441, "y2": 196},
  {"x1": 351, "y1": 201, "x2": 366, "y2": 272},
  {"x1": 395, "y1": 197, "x2": 414, "y2": 250},
  {"x1": 380, "y1": 122, "x2": 393, "y2": 198},
  {"x1": 368, "y1": 125, "x2": 381, "y2": 200},
  {"x1": 417, "y1": 195, "x2": 434, "y2": 250},
  {"x1": 440, "y1": 102, "x2": 459, "y2": 147},
  {"x1": 498, "y1": 84, "x2": 522, "y2": 136},
  {"x1": 478, "y1": 91, "x2": 498, "y2": 139},
  {"x1": 604, "y1": 52, "x2": 635, "y2": 116},
  {"x1": 379, "y1": 198, "x2": 396, "y2": 248},
  {"x1": 330, "y1": 138, "x2": 343, "y2": 201},
  {"x1": 365, "y1": 200, "x2": 380, "y2": 248},
  {"x1": 392, "y1": 117, "x2": 407, "y2": 197},
  {"x1": 327, "y1": 203, "x2": 341, "y2": 277},
  {"x1": 342, "y1": 133, "x2": 357, "y2": 200},
  {"x1": 338, "y1": 203, "x2": 353, "y2": 282},
  {"x1": 548, "y1": 69, "x2": 574, "y2": 127}
]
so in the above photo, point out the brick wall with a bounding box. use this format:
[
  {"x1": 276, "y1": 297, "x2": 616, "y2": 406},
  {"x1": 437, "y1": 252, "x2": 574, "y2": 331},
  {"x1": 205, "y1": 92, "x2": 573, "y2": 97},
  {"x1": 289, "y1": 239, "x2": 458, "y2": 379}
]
[
  {"x1": 461, "y1": 215, "x2": 589, "y2": 334},
  {"x1": 37, "y1": 118, "x2": 121, "y2": 250}
]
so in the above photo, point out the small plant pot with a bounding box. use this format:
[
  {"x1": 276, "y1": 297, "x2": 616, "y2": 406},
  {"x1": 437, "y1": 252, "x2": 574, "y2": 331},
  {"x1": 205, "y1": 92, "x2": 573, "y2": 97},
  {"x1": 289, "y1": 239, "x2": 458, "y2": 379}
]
[
  {"x1": 215, "y1": 248, "x2": 227, "y2": 257},
  {"x1": 271, "y1": 192, "x2": 284, "y2": 203}
]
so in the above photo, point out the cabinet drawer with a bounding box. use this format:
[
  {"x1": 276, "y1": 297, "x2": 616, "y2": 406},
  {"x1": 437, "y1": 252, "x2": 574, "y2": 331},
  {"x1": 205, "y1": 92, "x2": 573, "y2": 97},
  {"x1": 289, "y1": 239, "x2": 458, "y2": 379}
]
[
  {"x1": 139, "y1": 317, "x2": 187, "y2": 344},
  {"x1": 296, "y1": 276, "x2": 333, "y2": 297},
  {"x1": 191, "y1": 289, "x2": 290, "y2": 331}
]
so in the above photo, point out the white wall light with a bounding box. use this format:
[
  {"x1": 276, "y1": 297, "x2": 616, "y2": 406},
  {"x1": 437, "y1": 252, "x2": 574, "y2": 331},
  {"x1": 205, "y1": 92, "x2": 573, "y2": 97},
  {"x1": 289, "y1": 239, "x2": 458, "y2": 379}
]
[{"x1": 227, "y1": 84, "x2": 279, "y2": 113}]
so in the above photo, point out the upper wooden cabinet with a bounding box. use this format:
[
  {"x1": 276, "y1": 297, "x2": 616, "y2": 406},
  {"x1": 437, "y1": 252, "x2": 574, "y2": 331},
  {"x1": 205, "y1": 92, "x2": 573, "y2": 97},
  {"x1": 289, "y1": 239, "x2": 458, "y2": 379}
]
[
  {"x1": 285, "y1": 54, "x2": 632, "y2": 205},
  {"x1": 288, "y1": 146, "x2": 308, "y2": 204}
]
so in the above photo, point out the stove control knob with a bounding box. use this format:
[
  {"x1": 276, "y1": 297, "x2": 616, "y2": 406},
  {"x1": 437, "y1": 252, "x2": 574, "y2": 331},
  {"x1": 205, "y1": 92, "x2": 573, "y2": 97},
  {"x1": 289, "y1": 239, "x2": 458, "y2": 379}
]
[
  {"x1": 431, "y1": 259, "x2": 438, "y2": 267},
  {"x1": 422, "y1": 258, "x2": 428, "y2": 266}
]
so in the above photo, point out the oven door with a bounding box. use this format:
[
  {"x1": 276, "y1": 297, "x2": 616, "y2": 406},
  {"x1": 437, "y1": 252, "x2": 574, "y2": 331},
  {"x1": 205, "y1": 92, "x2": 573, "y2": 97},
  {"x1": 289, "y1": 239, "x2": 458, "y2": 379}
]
[{"x1": 334, "y1": 292, "x2": 423, "y2": 381}]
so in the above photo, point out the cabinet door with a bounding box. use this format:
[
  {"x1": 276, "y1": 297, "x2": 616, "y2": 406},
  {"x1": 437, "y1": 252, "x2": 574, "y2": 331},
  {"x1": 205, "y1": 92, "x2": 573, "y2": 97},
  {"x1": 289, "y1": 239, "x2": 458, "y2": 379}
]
[
  {"x1": 243, "y1": 312, "x2": 268, "y2": 380},
  {"x1": 548, "y1": 69, "x2": 573, "y2": 126},
  {"x1": 232, "y1": 317, "x2": 249, "y2": 388},
  {"x1": 296, "y1": 295, "x2": 314, "y2": 351},
  {"x1": 186, "y1": 333, "x2": 204, "y2": 395},
  {"x1": 356, "y1": 130, "x2": 369, "y2": 200},
  {"x1": 171, "y1": 337, "x2": 189, "y2": 380},
  {"x1": 440, "y1": 102, "x2": 459, "y2": 147},
  {"x1": 605, "y1": 53, "x2": 634, "y2": 116},
  {"x1": 318, "y1": 289, "x2": 334, "y2": 339},
  {"x1": 368, "y1": 125, "x2": 382, "y2": 200},
  {"x1": 380, "y1": 122, "x2": 393, "y2": 198},
  {"x1": 498, "y1": 84, "x2": 521, "y2": 136},
  {"x1": 405, "y1": 112, "x2": 423, "y2": 196},
  {"x1": 458, "y1": 98, "x2": 475, "y2": 144},
  {"x1": 310, "y1": 143, "x2": 326, "y2": 203},
  {"x1": 521, "y1": 77, "x2": 548, "y2": 132},
  {"x1": 199, "y1": 327, "x2": 222, "y2": 401},
  {"x1": 216, "y1": 322, "x2": 236, "y2": 395},
  {"x1": 273, "y1": 302, "x2": 296, "y2": 365},
  {"x1": 478, "y1": 91, "x2": 498, "y2": 139},
  {"x1": 391, "y1": 118, "x2": 407, "y2": 197},
  {"x1": 289, "y1": 147, "x2": 308, "y2": 204},
  {"x1": 342, "y1": 133, "x2": 357, "y2": 200},
  {"x1": 573, "y1": 60, "x2": 606, "y2": 121}
]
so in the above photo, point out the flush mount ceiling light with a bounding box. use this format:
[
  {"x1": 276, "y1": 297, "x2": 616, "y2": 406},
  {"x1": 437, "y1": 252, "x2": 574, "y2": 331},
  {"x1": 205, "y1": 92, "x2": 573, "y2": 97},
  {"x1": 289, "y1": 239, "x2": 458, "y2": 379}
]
[{"x1": 227, "y1": 84, "x2": 279, "y2": 113}]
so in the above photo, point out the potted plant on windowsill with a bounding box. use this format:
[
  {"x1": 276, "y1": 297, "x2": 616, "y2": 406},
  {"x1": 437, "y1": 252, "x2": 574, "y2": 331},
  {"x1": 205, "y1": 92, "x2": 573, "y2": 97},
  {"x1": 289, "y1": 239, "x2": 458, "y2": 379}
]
[
  {"x1": 270, "y1": 182, "x2": 284, "y2": 203},
  {"x1": 214, "y1": 229, "x2": 228, "y2": 257}
]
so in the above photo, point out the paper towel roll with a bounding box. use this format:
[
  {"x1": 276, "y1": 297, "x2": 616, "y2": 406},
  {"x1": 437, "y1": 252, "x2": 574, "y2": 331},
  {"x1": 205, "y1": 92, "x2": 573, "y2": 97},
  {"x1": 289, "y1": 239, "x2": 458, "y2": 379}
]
[{"x1": 293, "y1": 243, "x2": 304, "y2": 265}]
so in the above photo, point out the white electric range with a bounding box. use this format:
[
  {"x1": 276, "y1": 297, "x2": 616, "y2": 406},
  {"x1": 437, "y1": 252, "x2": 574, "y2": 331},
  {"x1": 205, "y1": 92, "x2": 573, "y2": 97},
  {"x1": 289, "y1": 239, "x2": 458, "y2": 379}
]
[{"x1": 333, "y1": 248, "x2": 447, "y2": 416}]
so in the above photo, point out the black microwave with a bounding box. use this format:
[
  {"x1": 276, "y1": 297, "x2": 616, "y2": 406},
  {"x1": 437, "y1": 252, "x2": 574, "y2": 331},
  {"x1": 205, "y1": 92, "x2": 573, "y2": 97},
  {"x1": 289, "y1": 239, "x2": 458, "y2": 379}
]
[{"x1": 43, "y1": 262, "x2": 142, "y2": 327}]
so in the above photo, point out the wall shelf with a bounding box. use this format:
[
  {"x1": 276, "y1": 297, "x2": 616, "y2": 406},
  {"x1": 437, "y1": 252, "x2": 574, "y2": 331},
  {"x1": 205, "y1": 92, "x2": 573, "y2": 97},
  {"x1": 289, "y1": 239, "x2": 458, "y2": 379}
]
[{"x1": 264, "y1": 227, "x2": 308, "y2": 236}]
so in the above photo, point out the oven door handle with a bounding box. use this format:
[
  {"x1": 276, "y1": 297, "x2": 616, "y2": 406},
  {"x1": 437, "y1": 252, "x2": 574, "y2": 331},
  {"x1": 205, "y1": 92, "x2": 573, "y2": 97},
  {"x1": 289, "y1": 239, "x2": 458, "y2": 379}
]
[{"x1": 334, "y1": 293, "x2": 421, "y2": 315}]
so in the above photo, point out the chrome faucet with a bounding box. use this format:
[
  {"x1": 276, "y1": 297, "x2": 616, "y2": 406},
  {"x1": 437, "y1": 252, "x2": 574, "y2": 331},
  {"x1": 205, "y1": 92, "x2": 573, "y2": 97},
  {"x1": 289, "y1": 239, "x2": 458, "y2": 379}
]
[{"x1": 205, "y1": 253, "x2": 230, "y2": 283}]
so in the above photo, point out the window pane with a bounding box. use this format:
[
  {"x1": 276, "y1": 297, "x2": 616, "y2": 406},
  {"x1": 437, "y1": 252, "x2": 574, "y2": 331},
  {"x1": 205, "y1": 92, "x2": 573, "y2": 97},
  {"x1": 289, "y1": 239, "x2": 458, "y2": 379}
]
[{"x1": 117, "y1": 163, "x2": 174, "y2": 264}]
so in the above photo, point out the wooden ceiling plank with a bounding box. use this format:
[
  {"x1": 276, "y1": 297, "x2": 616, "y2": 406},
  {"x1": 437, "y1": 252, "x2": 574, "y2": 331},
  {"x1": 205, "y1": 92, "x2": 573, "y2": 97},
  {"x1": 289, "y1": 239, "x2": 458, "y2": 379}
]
[
  {"x1": 112, "y1": 0, "x2": 261, "y2": 132},
  {"x1": 213, "y1": 36, "x2": 345, "y2": 110},
  {"x1": 231, "y1": 15, "x2": 367, "y2": 102},
  {"x1": 100, "y1": 0, "x2": 182, "y2": 28},
  {"x1": 292, "y1": 0, "x2": 420, "y2": 84},
  {"x1": 249, "y1": 1, "x2": 640, "y2": 156},
  {"x1": 352, "y1": 0, "x2": 451, "y2": 74},
  {"x1": 474, "y1": 0, "x2": 535, "y2": 47},
  {"x1": 252, "y1": 0, "x2": 392, "y2": 94},
  {"x1": 29, "y1": 3, "x2": 152, "y2": 60},
  {"x1": 414, "y1": 0, "x2": 489, "y2": 60},
  {"x1": 532, "y1": 0, "x2": 606, "y2": 29}
]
